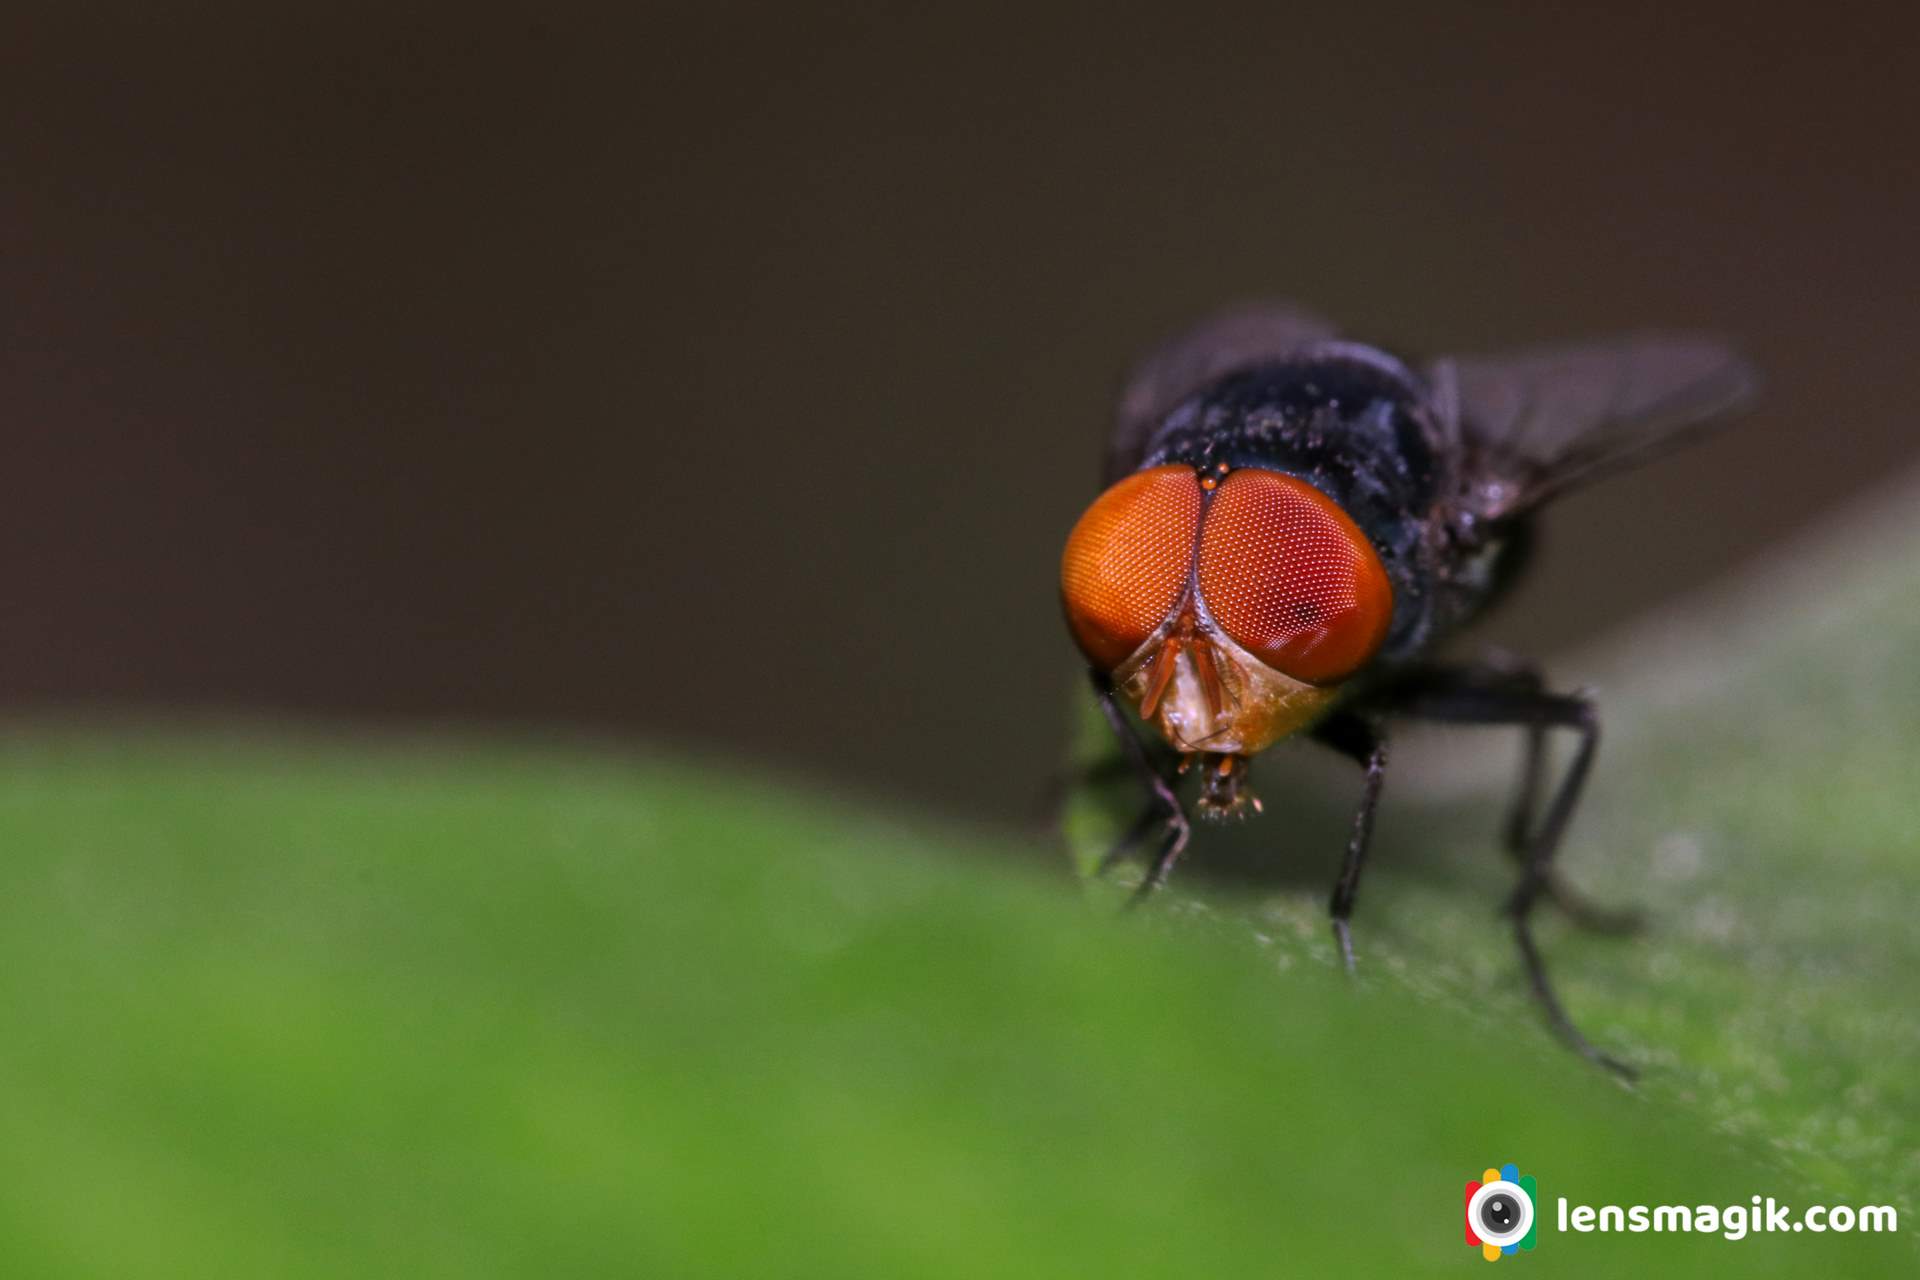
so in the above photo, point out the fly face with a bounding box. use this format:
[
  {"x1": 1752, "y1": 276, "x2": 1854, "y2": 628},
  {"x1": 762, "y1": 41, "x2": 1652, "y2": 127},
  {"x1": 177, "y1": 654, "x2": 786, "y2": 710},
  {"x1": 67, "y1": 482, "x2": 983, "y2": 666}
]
[{"x1": 1060, "y1": 461, "x2": 1391, "y2": 806}]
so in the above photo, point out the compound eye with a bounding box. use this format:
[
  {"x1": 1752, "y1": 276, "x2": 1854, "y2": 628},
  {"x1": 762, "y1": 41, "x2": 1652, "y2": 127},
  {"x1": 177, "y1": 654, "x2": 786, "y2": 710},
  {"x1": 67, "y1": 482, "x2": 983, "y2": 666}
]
[
  {"x1": 1060, "y1": 465, "x2": 1204, "y2": 671},
  {"x1": 1196, "y1": 468, "x2": 1393, "y2": 684}
]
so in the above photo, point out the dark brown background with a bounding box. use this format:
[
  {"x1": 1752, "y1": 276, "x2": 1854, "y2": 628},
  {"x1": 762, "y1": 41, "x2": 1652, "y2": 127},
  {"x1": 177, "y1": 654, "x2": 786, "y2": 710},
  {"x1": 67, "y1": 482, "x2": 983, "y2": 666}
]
[{"x1": 3, "y1": 5, "x2": 1916, "y2": 824}]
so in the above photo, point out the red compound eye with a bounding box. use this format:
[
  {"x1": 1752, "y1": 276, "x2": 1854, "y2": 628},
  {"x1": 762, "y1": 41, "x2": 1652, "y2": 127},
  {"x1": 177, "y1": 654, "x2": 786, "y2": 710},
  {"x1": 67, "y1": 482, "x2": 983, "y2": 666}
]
[
  {"x1": 1196, "y1": 468, "x2": 1393, "y2": 685},
  {"x1": 1060, "y1": 465, "x2": 1204, "y2": 671}
]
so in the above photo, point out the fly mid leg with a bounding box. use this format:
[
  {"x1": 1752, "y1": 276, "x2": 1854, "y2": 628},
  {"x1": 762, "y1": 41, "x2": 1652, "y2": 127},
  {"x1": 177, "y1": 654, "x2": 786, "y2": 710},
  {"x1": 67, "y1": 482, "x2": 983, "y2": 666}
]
[{"x1": 1307, "y1": 711, "x2": 1390, "y2": 975}]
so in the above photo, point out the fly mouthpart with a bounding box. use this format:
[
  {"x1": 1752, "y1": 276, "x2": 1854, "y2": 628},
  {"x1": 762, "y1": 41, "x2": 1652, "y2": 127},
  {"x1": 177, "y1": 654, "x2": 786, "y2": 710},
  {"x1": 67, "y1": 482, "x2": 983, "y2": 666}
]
[{"x1": 1196, "y1": 752, "x2": 1257, "y2": 820}]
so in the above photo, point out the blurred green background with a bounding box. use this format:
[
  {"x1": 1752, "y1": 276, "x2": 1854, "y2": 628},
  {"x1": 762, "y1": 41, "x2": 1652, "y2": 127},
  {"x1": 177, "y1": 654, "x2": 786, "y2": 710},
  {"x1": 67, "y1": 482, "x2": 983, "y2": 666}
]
[{"x1": 3, "y1": 3, "x2": 1919, "y2": 1275}]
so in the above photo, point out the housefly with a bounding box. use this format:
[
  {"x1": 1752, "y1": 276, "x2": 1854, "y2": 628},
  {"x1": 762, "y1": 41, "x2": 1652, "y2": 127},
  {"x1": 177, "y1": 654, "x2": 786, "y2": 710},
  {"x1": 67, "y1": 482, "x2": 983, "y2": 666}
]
[{"x1": 1060, "y1": 302, "x2": 1758, "y2": 1073}]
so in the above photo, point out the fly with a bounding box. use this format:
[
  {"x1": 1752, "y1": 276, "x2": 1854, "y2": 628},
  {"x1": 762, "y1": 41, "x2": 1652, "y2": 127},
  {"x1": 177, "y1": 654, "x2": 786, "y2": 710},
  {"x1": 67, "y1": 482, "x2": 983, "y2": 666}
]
[{"x1": 1059, "y1": 301, "x2": 1759, "y2": 1075}]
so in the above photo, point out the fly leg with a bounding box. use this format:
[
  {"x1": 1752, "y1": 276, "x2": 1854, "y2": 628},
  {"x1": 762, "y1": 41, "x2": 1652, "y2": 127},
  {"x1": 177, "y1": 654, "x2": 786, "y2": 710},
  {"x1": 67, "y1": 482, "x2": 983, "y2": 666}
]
[
  {"x1": 1386, "y1": 665, "x2": 1634, "y2": 1077},
  {"x1": 1506, "y1": 709, "x2": 1644, "y2": 936},
  {"x1": 1087, "y1": 668, "x2": 1190, "y2": 905},
  {"x1": 1484, "y1": 658, "x2": 1644, "y2": 935},
  {"x1": 1095, "y1": 806, "x2": 1164, "y2": 876},
  {"x1": 1308, "y1": 711, "x2": 1389, "y2": 974}
]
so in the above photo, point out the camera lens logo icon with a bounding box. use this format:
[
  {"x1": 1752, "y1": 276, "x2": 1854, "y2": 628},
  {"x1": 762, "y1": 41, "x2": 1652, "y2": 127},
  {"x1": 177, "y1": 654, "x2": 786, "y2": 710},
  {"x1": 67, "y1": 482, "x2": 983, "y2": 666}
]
[{"x1": 1465, "y1": 1164, "x2": 1537, "y2": 1261}]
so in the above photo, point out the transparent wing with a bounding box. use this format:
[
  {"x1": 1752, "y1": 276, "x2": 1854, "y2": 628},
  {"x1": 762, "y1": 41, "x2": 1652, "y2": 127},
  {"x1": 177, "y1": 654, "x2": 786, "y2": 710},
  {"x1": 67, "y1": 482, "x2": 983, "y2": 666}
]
[
  {"x1": 1441, "y1": 333, "x2": 1760, "y2": 521},
  {"x1": 1107, "y1": 301, "x2": 1338, "y2": 482}
]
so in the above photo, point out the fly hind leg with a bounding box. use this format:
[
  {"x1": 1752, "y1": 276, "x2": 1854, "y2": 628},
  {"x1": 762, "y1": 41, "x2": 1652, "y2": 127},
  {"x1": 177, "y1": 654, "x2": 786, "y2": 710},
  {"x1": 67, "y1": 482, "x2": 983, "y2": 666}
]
[
  {"x1": 1486, "y1": 657, "x2": 1644, "y2": 935},
  {"x1": 1388, "y1": 664, "x2": 1635, "y2": 1077}
]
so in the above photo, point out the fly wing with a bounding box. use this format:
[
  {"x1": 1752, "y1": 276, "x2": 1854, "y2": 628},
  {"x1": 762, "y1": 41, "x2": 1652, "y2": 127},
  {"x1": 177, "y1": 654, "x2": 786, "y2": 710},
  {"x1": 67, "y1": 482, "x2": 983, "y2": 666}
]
[
  {"x1": 1107, "y1": 301, "x2": 1338, "y2": 482},
  {"x1": 1440, "y1": 333, "x2": 1759, "y2": 522}
]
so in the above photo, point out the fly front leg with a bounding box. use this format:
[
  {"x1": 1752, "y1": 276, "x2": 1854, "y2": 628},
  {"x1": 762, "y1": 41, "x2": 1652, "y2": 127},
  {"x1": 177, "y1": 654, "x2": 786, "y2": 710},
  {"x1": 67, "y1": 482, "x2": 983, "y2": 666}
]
[
  {"x1": 1308, "y1": 711, "x2": 1390, "y2": 974},
  {"x1": 1087, "y1": 668, "x2": 1190, "y2": 904},
  {"x1": 1385, "y1": 664, "x2": 1634, "y2": 1077}
]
